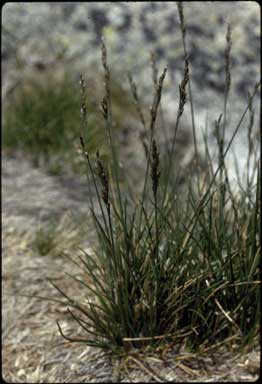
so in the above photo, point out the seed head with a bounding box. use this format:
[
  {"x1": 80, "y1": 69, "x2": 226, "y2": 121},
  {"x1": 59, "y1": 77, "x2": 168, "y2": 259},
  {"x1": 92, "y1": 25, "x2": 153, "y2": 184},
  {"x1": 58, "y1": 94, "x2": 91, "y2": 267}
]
[
  {"x1": 79, "y1": 74, "x2": 88, "y2": 125},
  {"x1": 178, "y1": 57, "x2": 189, "y2": 117},
  {"x1": 101, "y1": 37, "x2": 111, "y2": 104},
  {"x1": 96, "y1": 150, "x2": 109, "y2": 209},
  {"x1": 150, "y1": 50, "x2": 158, "y2": 90},
  {"x1": 79, "y1": 136, "x2": 89, "y2": 161},
  {"x1": 151, "y1": 139, "x2": 160, "y2": 199},
  {"x1": 177, "y1": 2, "x2": 186, "y2": 38},
  {"x1": 100, "y1": 96, "x2": 108, "y2": 120},
  {"x1": 150, "y1": 67, "x2": 167, "y2": 132},
  {"x1": 225, "y1": 24, "x2": 232, "y2": 95},
  {"x1": 79, "y1": 74, "x2": 86, "y2": 95},
  {"x1": 128, "y1": 72, "x2": 146, "y2": 130}
]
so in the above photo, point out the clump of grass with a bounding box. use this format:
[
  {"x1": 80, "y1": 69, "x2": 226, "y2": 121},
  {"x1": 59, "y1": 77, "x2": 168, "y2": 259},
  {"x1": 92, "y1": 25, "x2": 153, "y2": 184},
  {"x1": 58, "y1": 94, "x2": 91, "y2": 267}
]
[
  {"x1": 35, "y1": 5, "x2": 260, "y2": 355},
  {"x1": 3, "y1": 67, "x2": 135, "y2": 174},
  {"x1": 32, "y1": 214, "x2": 87, "y2": 257},
  {"x1": 3, "y1": 71, "x2": 84, "y2": 167},
  {"x1": 32, "y1": 224, "x2": 57, "y2": 257}
]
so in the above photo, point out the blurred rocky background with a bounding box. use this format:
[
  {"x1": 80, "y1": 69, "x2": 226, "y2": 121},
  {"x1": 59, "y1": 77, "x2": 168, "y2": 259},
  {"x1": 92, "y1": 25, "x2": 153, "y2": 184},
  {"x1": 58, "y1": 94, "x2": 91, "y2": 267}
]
[{"x1": 2, "y1": 2, "x2": 260, "y2": 183}]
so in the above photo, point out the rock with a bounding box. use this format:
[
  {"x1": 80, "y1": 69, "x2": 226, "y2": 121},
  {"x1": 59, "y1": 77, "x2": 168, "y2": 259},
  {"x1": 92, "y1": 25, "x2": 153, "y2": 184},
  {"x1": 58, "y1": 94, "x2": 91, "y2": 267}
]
[{"x1": 2, "y1": 2, "x2": 260, "y2": 186}]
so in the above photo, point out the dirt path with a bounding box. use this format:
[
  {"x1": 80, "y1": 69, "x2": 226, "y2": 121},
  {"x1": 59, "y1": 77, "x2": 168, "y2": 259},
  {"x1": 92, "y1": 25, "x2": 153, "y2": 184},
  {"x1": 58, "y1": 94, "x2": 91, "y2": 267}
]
[{"x1": 2, "y1": 152, "x2": 260, "y2": 382}]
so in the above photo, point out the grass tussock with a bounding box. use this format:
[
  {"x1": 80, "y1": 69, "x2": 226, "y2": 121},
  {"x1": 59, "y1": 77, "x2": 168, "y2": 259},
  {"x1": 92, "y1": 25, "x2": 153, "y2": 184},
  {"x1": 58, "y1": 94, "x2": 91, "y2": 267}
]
[
  {"x1": 32, "y1": 214, "x2": 85, "y2": 257},
  {"x1": 20, "y1": 3, "x2": 260, "y2": 355},
  {"x1": 3, "y1": 68, "x2": 136, "y2": 174}
]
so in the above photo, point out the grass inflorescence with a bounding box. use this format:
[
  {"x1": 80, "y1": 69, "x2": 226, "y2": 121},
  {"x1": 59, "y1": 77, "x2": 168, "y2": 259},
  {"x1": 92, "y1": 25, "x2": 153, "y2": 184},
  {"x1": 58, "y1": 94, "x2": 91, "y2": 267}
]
[{"x1": 31, "y1": 3, "x2": 261, "y2": 355}]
